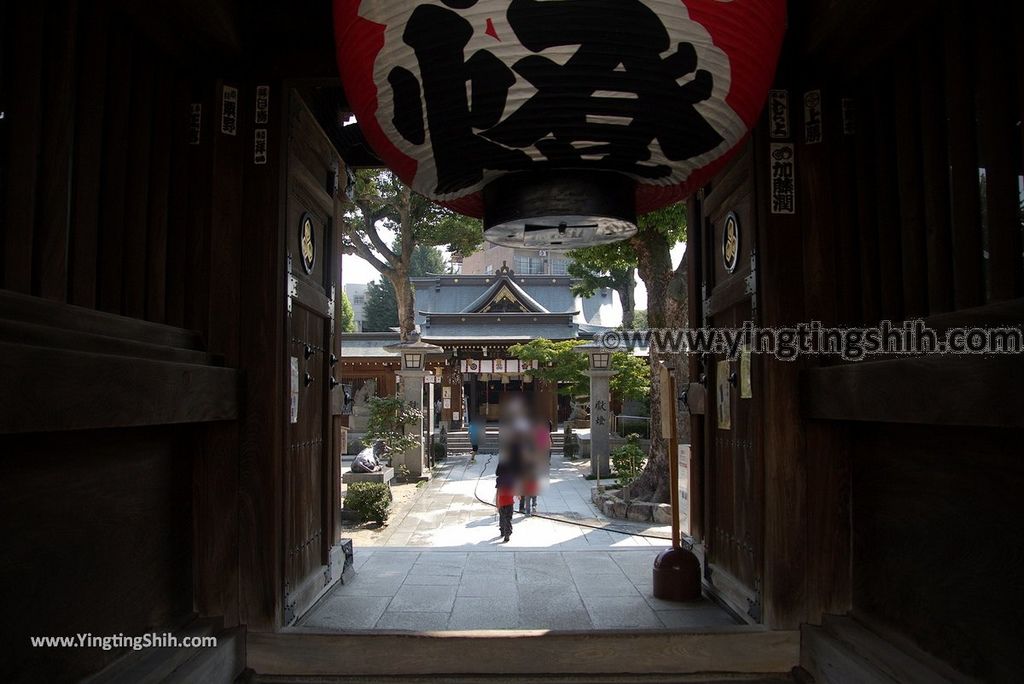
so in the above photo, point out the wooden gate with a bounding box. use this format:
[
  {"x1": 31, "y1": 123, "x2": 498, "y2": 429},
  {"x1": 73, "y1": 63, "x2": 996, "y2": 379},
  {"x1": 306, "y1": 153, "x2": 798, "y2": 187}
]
[
  {"x1": 696, "y1": 143, "x2": 765, "y2": 622},
  {"x1": 282, "y1": 93, "x2": 343, "y2": 623}
]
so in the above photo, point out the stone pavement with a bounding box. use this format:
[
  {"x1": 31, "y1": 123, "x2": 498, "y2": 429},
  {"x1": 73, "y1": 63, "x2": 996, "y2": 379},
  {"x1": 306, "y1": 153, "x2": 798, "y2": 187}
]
[
  {"x1": 299, "y1": 451, "x2": 736, "y2": 631},
  {"x1": 297, "y1": 548, "x2": 738, "y2": 631},
  {"x1": 342, "y1": 449, "x2": 673, "y2": 549}
]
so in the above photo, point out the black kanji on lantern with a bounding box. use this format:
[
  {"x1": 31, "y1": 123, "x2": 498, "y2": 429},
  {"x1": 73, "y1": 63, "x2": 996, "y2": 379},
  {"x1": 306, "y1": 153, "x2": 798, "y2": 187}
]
[
  {"x1": 390, "y1": 2, "x2": 530, "y2": 194},
  {"x1": 387, "y1": 0, "x2": 724, "y2": 195}
]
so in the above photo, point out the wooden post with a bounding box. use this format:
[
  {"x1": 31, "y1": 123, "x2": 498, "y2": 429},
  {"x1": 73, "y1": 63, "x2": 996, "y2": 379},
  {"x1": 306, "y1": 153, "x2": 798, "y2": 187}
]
[
  {"x1": 653, "y1": 361, "x2": 700, "y2": 601},
  {"x1": 662, "y1": 363, "x2": 681, "y2": 549}
]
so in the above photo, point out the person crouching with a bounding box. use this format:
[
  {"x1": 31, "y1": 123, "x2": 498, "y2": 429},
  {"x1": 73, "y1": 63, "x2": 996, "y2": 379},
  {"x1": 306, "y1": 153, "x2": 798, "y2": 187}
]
[{"x1": 495, "y1": 454, "x2": 517, "y2": 543}]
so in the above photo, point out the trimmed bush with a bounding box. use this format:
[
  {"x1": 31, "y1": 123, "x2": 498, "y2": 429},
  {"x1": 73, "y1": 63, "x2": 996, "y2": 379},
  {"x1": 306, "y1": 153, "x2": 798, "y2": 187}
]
[
  {"x1": 611, "y1": 433, "x2": 646, "y2": 489},
  {"x1": 345, "y1": 482, "x2": 392, "y2": 524},
  {"x1": 432, "y1": 440, "x2": 446, "y2": 462}
]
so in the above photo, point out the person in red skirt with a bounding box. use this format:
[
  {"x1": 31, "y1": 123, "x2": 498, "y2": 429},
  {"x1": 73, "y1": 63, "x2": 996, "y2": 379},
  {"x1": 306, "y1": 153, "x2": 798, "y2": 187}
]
[{"x1": 495, "y1": 454, "x2": 517, "y2": 542}]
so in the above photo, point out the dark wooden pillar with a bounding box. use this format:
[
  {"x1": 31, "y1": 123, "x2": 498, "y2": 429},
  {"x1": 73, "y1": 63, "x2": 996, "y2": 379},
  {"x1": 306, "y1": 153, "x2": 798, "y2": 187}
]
[
  {"x1": 239, "y1": 76, "x2": 287, "y2": 632},
  {"x1": 753, "y1": 99, "x2": 808, "y2": 630}
]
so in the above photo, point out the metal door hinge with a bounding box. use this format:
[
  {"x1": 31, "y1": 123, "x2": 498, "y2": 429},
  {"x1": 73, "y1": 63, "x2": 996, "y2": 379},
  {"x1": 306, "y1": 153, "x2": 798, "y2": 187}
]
[
  {"x1": 287, "y1": 255, "x2": 297, "y2": 315},
  {"x1": 701, "y1": 282, "x2": 710, "y2": 324},
  {"x1": 328, "y1": 285, "x2": 336, "y2": 333},
  {"x1": 745, "y1": 250, "x2": 758, "y2": 318},
  {"x1": 744, "y1": 250, "x2": 757, "y2": 296},
  {"x1": 748, "y1": 577, "x2": 763, "y2": 622}
]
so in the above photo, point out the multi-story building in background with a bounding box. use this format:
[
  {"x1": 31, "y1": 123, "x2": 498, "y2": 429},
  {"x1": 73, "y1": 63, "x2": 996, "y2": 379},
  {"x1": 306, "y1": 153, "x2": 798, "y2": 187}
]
[
  {"x1": 343, "y1": 283, "x2": 368, "y2": 332},
  {"x1": 460, "y1": 242, "x2": 572, "y2": 277}
]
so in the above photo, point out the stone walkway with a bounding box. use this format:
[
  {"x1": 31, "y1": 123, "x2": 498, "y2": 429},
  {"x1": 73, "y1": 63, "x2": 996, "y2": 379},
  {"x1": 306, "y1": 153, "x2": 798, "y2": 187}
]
[
  {"x1": 341, "y1": 450, "x2": 672, "y2": 549},
  {"x1": 298, "y1": 451, "x2": 736, "y2": 631},
  {"x1": 297, "y1": 548, "x2": 737, "y2": 631}
]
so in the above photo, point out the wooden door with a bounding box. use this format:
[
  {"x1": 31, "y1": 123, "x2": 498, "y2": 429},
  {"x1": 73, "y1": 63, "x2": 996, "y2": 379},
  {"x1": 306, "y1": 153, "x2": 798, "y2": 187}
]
[
  {"x1": 282, "y1": 92, "x2": 342, "y2": 623},
  {"x1": 698, "y1": 143, "x2": 765, "y2": 622}
]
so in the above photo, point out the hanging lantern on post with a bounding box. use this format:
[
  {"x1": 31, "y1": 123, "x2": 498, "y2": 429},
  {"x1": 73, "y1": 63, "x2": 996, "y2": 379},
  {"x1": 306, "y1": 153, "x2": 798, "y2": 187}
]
[{"x1": 334, "y1": 0, "x2": 786, "y2": 248}]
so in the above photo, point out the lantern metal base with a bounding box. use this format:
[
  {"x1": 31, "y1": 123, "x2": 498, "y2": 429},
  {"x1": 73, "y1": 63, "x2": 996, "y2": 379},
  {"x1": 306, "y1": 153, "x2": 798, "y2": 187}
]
[
  {"x1": 482, "y1": 171, "x2": 637, "y2": 249},
  {"x1": 652, "y1": 547, "x2": 702, "y2": 602}
]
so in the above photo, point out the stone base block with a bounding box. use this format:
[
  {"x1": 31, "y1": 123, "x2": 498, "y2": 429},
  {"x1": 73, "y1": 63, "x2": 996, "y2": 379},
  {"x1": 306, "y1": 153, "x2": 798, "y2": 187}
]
[
  {"x1": 627, "y1": 501, "x2": 657, "y2": 522},
  {"x1": 653, "y1": 503, "x2": 674, "y2": 524},
  {"x1": 342, "y1": 467, "x2": 394, "y2": 485}
]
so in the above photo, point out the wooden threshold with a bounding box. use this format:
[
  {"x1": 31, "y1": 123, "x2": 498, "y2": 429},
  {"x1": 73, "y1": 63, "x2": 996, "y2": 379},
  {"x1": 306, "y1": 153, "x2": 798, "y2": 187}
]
[{"x1": 247, "y1": 628, "x2": 799, "y2": 678}]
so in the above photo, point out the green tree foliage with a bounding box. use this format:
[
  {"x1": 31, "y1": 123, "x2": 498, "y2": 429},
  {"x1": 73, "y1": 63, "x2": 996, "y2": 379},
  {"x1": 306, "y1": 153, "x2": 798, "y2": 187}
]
[
  {"x1": 567, "y1": 244, "x2": 637, "y2": 328},
  {"x1": 610, "y1": 351, "x2": 651, "y2": 403},
  {"x1": 362, "y1": 279, "x2": 399, "y2": 332},
  {"x1": 507, "y1": 339, "x2": 589, "y2": 396},
  {"x1": 631, "y1": 309, "x2": 648, "y2": 330},
  {"x1": 629, "y1": 203, "x2": 689, "y2": 503},
  {"x1": 410, "y1": 243, "x2": 447, "y2": 275},
  {"x1": 341, "y1": 170, "x2": 483, "y2": 338},
  {"x1": 611, "y1": 434, "x2": 647, "y2": 489},
  {"x1": 568, "y1": 203, "x2": 688, "y2": 502},
  {"x1": 364, "y1": 396, "x2": 422, "y2": 466},
  {"x1": 361, "y1": 244, "x2": 447, "y2": 332},
  {"x1": 339, "y1": 290, "x2": 357, "y2": 333},
  {"x1": 506, "y1": 340, "x2": 650, "y2": 405}
]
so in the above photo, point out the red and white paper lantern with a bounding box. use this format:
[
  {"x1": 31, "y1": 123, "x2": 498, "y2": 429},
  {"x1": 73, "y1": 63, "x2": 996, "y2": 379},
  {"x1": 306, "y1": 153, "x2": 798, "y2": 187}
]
[{"x1": 334, "y1": 0, "x2": 785, "y2": 247}]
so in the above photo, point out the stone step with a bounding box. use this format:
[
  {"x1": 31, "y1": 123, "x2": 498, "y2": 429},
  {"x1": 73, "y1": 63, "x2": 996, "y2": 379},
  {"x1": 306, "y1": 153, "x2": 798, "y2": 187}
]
[{"x1": 247, "y1": 629, "x2": 799, "y2": 681}]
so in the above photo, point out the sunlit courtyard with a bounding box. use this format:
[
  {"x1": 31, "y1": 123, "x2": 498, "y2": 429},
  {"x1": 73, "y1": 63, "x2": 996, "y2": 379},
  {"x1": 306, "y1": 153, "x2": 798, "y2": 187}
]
[{"x1": 298, "y1": 444, "x2": 735, "y2": 631}]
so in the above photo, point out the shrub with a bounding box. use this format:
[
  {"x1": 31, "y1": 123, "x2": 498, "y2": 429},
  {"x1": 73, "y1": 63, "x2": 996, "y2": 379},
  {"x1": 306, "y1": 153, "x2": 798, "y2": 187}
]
[
  {"x1": 364, "y1": 396, "x2": 422, "y2": 466},
  {"x1": 611, "y1": 433, "x2": 646, "y2": 488},
  {"x1": 345, "y1": 482, "x2": 392, "y2": 524},
  {"x1": 432, "y1": 440, "x2": 446, "y2": 462}
]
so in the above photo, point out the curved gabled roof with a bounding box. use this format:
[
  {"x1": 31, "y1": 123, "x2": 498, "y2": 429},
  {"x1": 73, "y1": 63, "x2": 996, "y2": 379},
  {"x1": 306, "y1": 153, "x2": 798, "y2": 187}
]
[{"x1": 460, "y1": 272, "x2": 549, "y2": 314}]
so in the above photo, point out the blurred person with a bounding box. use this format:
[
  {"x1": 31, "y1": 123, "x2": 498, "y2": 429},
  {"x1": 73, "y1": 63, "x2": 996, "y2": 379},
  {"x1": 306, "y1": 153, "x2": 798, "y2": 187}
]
[
  {"x1": 500, "y1": 396, "x2": 536, "y2": 515},
  {"x1": 495, "y1": 451, "x2": 517, "y2": 542},
  {"x1": 535, "y1": 419, "x2": 553, "y2": 464},
  {"x1": 468, "y1": 414, "x2": 483, "y2": 463},
  {"x1": 527, "y1": 419, "x2": 553, "y2": 511}
]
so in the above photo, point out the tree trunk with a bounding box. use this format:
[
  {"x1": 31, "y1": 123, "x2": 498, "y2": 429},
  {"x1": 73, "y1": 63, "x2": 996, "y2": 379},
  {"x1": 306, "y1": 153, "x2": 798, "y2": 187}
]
[
  {"x1": 618, "y1": 267, "x2": 636, "y2": 329},
  {"x1": 393, "y1": 187, "x2": 417, "y2": 341},
  {"x1": 390, "y1": 270, "x2": 416, "y2": 340},
  {"x1": 627, "y1": 233, "x2": 688, "y2": 503}
]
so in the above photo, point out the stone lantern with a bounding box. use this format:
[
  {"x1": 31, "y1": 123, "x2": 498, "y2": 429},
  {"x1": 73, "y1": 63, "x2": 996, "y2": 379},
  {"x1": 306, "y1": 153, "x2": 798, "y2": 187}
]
[
  {"x1": 385, "y1": 334, "x2": 444, "y2": 479},
  {"x1": 577, "y1": 341, "x2": 616, "y2": 479}
]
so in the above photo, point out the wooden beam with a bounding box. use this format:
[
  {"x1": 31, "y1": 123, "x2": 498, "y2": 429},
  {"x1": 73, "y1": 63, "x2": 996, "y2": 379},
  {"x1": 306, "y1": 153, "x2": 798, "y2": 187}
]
[
  {"x1": 892, "y1": 52, "x2": 928, "y2": 318},
  {"x1": 753, "y1": 106, "x2": 807, "y2": 629},
  {"x1": 916, "y1": 31, "x2": 954, "y2": 315},
  {"x1": 145, "y1": 61, "x2": 174, "y2": 324},
  {"x1": 0, "y1": 318, "x2": 218, "y2": 366},
  {"x1": 0, "y1": 289, "x2": 203, "y2": 349},
  {"x1": 34, "y1": 0, "x2": 79, "y2": 302},
  {"x1": 943, "y1": 4, "x2": 984, "y2": 309},
  {"x1": 247, "y1": 629, "x2": 800, "y2": 678},
  {"x1": 869, "y1": 79, "x2": 904, "y2": 321},
  {"x1": 796, "y1": 85, "x2": 852, "y2": 622},
  {"x1": 3, "y1": 3, "x2": 45, "y2": 294},
  {"x1": 800, "y1": 0, "x2": 931, "y2": 78},
  {"x1": 194, "y1": 78, "x2": 246, "y2": 628},
  {"x1": 0, "y1": 342, "x2": 240, "y2": 434},
  {"x1": 802, "y1": 355, "x2": 1023, "y2": 428},
  {"x1": 852, "y1": 88, "x2": 880, "y2": 324},
  {"x1": 122, "y1": 49, "x2": 157, "y2": 319},
  {"x1": 238, "y1": 77, "x2": 288, "y2": 632},
  {"x1": 97, "y1": 24, "x2": 134, "y2": 314},
  {"x1": 68, "y1": 1, "x2": 110, "y2": 309},
  {"x1": 165, "y1": 77, "x2": 192, "y2": 327}
]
